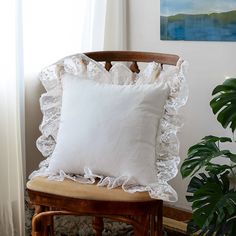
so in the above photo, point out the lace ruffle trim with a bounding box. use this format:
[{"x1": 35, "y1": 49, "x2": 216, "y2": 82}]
[{"x1": 30, "y1": 54, "x2": 188, "y2": 202}]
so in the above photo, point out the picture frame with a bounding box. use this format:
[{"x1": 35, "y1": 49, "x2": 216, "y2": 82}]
[{"x1": 161, "y1": 0, "x2": 236, "y2": 41}]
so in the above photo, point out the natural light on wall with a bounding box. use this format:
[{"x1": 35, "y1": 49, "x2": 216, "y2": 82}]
[
  {"x1": 23, "y1": 0, "x2": 127, "y2": 179},
  {"x1": 23, "y1": 0, "x2": 89, "y2": 75}
]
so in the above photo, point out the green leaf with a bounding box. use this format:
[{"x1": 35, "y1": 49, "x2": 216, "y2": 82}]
[
  {"x1": 187, "y1": 176, "x2": 204, "y2": 193},
  {"x1": 205, "y1": 163, "x2": 233, "y2": 175},
  {"x1": 229, "y1": 153, "x2": 236, "y2": 162},
  {"x1": 222, "y1": 216, "x2": 236, "y2": 235},
  {"x1": 210, "y1": 78, "x2": 236, "y2": 133},
  {"x1": 217, "y1": 105, "x2": 236, "y2": 129},
  {"x1": 180, "y1": 136, "x2": 234, "y2": 178},
  {"x1": 186, "y1": 219, "x2": 200, "y2": 234},
  {"x1": 186, "y1": 173, "x2": 236, "y2": 235},
  {"x1": 210, "y1": 93, "x2": 236, "y2": 114},
  {"x1": 203, "y1": 135, "x2": 232, "y2": 143},
  {"x1": 184, "y1": 78, "x2": 236, "y2": 236},
  {"x1": 212, "y1": 78, "x2": 236, "y2": 95}
]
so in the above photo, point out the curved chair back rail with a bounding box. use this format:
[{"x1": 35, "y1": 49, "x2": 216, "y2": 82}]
[
  {"x1": 84, "y1": 51, "x2": 179, "y2": 65},
  {"x1": 27, "y1": 51, "x2": 180, "y2": 236},
  {"x1": 85, "y1": 51, "x2": 179, "y2": 73}
]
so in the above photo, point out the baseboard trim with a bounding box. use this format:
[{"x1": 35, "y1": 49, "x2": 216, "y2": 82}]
[
  {"x1": 163, "y1": 205, "x2": 192, "y2": 222},
  {"x1": 163, "y1": 205, "x2": 192, "y2": 235},
  {"x1": 163, "y1": 217, "x2": 187, "y2": 234}
]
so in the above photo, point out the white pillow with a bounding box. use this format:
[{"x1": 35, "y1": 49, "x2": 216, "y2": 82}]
[
  {"x1": 30, "y1": 54, "x2": 188, "y2": 202},
  {"x1": 48, "y1": 74, "x2": 169, "y2": 186}
]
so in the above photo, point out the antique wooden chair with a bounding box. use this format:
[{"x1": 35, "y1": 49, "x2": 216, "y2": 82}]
[{"x1": 27, "y1": 51, "x2": 179, "y2": 236}]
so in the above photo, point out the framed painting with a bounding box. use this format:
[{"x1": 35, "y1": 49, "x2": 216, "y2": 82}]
[{"x1": 161, "y1": 0, "x2": 236, "y2": 41}]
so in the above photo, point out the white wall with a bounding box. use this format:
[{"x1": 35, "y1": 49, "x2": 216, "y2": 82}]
[{"x1": 127, "y1": 0, "x2": 236, "y2": 210}]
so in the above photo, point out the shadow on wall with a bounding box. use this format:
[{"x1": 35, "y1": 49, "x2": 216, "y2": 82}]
[{"x1": 25, "y1": 74, "x2": 45, "y2": 178}]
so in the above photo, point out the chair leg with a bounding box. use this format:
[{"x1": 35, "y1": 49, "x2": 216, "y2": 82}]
[
  {"x1": 48, "y1": 215, "x2": 54, "y2": 236},
  {"x1": 32, "y1": 205, "x2": 55, "y2": 236},
  {"x1": 132, "y1": 215, "x2": 149, "y2": 236},
  {"x1": 134, "y1": 225, "x2": 148, "y2": 235},
  {"x1": 41, "y1": 217, "x2": 49, "y2": 236},
  {"x1": 132, "y1": 210, "x2": 163, "y2": 236},
  {"x1": 92, "y1": 216, "x2": 104, "y2": 236},
  {"x1": 43, "y1": 207, "x2": 54, "y2": 236},
  {"x1": 32, "y1": 205, "x2": 43, "y2": 236},
  {"x1": 150, "y1": 214, "x2": 163, "y2": 236},
  {"x1": 156, "y1": 202, "x2": 163, "y2": 236}
]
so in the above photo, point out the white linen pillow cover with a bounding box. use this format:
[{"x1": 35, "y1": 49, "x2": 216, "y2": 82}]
[
  {"x1": 48, "y1": 74, "x2": 169, "y2": 186},
  {"x1": 30, "y1": 53, "x2": 188, "y2": 202}
]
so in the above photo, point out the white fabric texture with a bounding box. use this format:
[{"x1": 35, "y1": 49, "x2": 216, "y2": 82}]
[
  {"x1": 0, "y1": 0, "x2": 25, "y2": 235},
  {"x1": 82, "y1": 0, "x2": 127, "y2": 51},
  {"x1": 103, "y1": 0, "x2": 127, "y2": 50},
  {"x1": 48, "y1": 74, "x2": 169, "y2": 186},
  {"x1": 30, "y1": 54, "x2": 188, "y2": 202}
]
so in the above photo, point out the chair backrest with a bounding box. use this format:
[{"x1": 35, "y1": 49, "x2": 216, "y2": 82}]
[{"x1": 84, "y1": 51, "x2": 179, "y2": 73}]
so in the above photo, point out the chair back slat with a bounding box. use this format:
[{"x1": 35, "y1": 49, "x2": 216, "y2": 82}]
[
  {"x1": 105, "y1": 61, "x2": 112, "y2": 71},
  {"x1": 130, "y1": 61, "x2": 140, "y2": 73}
]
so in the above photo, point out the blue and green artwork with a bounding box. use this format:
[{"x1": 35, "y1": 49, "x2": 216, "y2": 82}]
[{"x1": 161, "y1": 0, "x2": 236, "y2": 41}]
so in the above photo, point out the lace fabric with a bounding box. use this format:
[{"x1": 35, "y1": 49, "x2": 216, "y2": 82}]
[{"x1": 30, "y1": 53, "x2": 188, "y2": 202}]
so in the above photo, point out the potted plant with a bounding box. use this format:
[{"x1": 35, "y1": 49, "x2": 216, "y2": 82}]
[{"x1": 181, "y1": 78, "x2": 236, "y2": 235}]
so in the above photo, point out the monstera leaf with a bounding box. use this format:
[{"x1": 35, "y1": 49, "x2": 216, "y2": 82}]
[
  {"x1": 180, "y1": 136, "x2": 236, "y2": 178},
  {"x1": 221, "y1": 216, "x2": 236, "y2": 236},
  {"x1": 210, "y1": 78, "x2": 236, "y2": 133},
  {"x1": 186, "y1": 172, "x2": 236, "y2": 235},
  {"x1": 182, "y1": 78, "x2": 236, "y2": 236}
]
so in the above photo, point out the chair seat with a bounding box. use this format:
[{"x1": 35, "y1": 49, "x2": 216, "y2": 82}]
[{"x1": 27, "y1": 176, "x2": 154, "y2": 202}]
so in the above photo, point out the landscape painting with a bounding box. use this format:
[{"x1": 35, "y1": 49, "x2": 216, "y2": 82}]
[{"x1": 161, "y1": 0, "x2": 236, "y2": 41}]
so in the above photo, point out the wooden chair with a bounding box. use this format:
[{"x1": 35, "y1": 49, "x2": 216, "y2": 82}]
[{"x1": 27, "y1": 51, "x2": 179, "y2": 236}]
